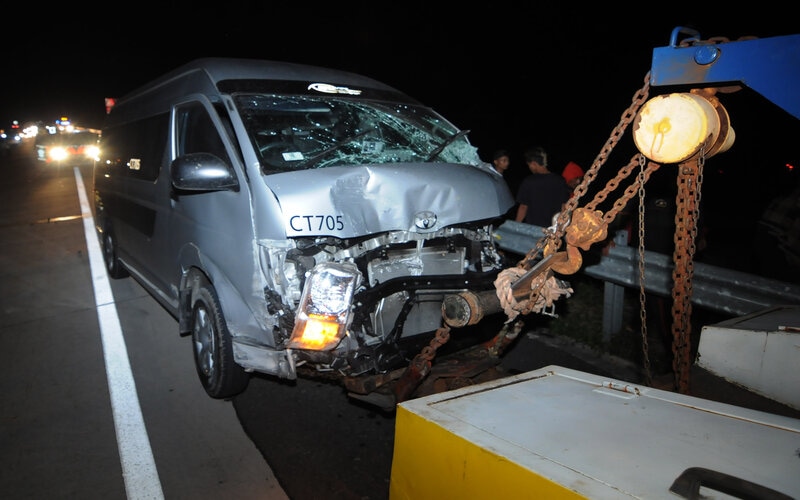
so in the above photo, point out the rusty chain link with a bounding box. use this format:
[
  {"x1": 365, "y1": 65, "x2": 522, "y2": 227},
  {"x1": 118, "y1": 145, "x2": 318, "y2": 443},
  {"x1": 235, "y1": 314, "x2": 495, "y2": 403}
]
[
  {"x1": 585, "y1": 155, "x2": 662, "y2": 224},
  {"x1": 503, "y1": 68, "x2": 712, "y2": 395},
  {"x1": 516, "y1": 72, "x2": 653, "y2": 271},
  {"x1": 409, "y1": 325, "x2": 451, "y2": 374},
  {"x1": 670, "y1": 150, "x2": 705, "y2": 394},
  {"x1": 636, "y1": 155, "x2": 653, "y2": 386},
  {"x1": 391, "y1": 63, "x2": 720, "y2": 401}
]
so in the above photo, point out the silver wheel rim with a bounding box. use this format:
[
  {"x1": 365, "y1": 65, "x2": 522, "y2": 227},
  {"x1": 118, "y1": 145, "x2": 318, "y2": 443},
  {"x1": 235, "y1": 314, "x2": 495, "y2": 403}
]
[
  {"x1": 193, "y1": 306, "x2": 215, "y2": 377},
  {"x1": 103, "y1": 234, "x2": 114, "y2": 270}
]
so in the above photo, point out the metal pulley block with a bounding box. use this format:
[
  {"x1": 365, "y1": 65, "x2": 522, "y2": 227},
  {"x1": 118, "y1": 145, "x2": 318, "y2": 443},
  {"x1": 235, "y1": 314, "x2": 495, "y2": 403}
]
[
  {"x1": 548, "y1": 208, "x2": 608, "y2": 275},
  {"x1": 632, "y1": 90, "x2": 734, "y2": 164}
]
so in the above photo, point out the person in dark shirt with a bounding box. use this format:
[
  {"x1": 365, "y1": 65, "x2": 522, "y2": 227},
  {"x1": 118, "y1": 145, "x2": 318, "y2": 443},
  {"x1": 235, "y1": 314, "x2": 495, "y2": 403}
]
[{"x1": 515, "y1": 146, "x2": 571, "y2": 227}]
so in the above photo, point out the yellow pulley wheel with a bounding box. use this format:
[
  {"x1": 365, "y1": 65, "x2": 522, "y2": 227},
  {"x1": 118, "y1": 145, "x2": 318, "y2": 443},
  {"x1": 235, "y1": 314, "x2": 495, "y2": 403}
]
[{"x1": 633, "y1": 93, "x2": 721, "y2": 164}]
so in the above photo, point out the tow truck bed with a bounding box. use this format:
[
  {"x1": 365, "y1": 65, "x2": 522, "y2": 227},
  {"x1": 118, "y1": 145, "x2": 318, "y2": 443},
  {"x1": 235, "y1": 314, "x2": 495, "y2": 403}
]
[{"x1": 390, "y1": 365, "x2": 800, "y2": 499}]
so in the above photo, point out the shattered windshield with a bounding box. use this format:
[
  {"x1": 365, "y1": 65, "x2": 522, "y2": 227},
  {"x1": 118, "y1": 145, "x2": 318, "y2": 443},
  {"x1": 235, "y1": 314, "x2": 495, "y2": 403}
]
[{"x1": 234, "y1": 95, "x2": 482, "y2": 173}]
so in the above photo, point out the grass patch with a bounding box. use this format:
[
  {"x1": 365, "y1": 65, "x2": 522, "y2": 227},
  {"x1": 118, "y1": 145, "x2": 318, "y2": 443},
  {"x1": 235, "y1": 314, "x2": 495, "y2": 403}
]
[
  {"x1": 544, "y1": 273, "x2": 673, "y2": 373},
  {"x1": 548, "y1": 274, "x2": 607, "y2": 351}
]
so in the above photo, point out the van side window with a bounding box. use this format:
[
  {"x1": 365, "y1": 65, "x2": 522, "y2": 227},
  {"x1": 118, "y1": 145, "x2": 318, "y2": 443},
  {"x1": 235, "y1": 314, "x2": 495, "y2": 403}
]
[
  {"x1": 101, "y1": 113, "x2": 169, "y2": 182},
  {"x1": 175, "y1": 102, "x2": 231, "y2": 165}
]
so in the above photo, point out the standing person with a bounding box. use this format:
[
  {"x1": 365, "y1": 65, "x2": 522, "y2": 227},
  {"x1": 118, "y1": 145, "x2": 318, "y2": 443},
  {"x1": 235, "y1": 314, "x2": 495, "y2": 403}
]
[
  {"x1": 491, "y1": 149, "x2": 511, "y2": 176},
  {"x1": 561, "y1": 160, "x2": 584, "y2": 197},
  {"x1": 490, "y1": 148, "x2": 517, "y2": 222},
  {"x1": 515, "y1": 146, "x2": 571, "y2": 227}
]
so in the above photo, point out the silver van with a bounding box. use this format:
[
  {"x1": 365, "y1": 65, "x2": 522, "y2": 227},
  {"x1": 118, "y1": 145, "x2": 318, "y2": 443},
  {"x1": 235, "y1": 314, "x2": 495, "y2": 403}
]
[{"x1": 93, "y1": 58, "x2": 514, "y2": 406}]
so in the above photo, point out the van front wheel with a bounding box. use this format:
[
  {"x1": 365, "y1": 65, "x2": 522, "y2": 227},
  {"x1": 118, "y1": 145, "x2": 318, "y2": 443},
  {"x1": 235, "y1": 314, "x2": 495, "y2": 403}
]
[{"x1": 190, "y1": 278, "x2": 249, "y2": 398}]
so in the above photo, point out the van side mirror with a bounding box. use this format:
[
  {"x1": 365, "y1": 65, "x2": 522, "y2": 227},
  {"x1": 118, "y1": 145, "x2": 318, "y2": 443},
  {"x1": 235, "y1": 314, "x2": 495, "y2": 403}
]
[{"x1": 170, "y1": 153, "x2": 239, "y2": 191}]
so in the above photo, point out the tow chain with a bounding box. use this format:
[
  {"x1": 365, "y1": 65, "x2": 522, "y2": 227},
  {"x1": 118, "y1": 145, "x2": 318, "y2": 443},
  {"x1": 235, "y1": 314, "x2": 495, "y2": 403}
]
[
  {"x1": 504, "y1": 72, "x2": 656, "y2": 319},
  {"x1": 637, "y1": 155, "x2": 653, "y2": 386},
  {"x1": 496, "y1": 68, "x2": 707, "y2": 394},
  {"x1": 523, "y1": 71, "x2": 652, "y2": 266},
  {"x1": 671, "y1": 152, "x2": 705, "y2": 394},
  {"x1": 393, "y1": 325, "x2": 451, "y2": 404},
  {"x1": 411, "y1": 326, "x2": 451, "y2": 375},
  {"x1": 405, "y1": 69, "x2": 710, "y2": 400}
]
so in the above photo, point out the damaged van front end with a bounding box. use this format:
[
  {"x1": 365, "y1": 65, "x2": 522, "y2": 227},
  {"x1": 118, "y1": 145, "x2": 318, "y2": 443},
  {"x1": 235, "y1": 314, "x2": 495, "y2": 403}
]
[
  {"x1": 237, "y1": 91, "x2": 514, "y2": 404},
  {"x1": 258, "y1": 166, "x2": 509, "y2": 363}
]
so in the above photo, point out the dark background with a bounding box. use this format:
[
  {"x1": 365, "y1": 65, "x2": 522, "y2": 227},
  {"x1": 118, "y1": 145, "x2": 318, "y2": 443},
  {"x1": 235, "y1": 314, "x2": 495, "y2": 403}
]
[{"x1": 3, "y1": 4, "x2": 798, "y2": 274}]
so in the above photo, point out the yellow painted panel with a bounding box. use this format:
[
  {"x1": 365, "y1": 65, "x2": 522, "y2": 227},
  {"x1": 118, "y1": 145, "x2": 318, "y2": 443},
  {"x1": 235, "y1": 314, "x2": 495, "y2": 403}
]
[
  {"x1": 390, "y1": 405, "x2": 585, "y2": 500},
  {"x1": 389, "y1": 366, "x2": 800, "y2": 499}
]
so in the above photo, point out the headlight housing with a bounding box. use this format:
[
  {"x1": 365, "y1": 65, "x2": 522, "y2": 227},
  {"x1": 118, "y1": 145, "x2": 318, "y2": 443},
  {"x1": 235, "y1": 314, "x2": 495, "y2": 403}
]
[{"x1": 287, "y1": 261, "x2": 361, "y2": 351}]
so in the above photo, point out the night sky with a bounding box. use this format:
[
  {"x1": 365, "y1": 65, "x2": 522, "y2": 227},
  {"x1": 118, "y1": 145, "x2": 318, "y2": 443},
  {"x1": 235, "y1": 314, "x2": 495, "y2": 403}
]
[{"x1": 2, "y1": 4, "x2": 798, "y2": 266}]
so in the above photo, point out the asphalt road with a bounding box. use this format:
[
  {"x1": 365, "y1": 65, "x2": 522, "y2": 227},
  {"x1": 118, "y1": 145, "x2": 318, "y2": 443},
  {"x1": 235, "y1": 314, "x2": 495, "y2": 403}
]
[{"x1": 0, "y1": 143, "x2": 288, "y2": 499}]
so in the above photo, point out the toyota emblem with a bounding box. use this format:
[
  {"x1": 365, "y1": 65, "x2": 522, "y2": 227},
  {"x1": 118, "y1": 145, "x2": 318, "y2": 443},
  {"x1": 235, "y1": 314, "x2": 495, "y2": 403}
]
[{"x1": 413, "y1": 211, "x2": 438, "y2": 231}]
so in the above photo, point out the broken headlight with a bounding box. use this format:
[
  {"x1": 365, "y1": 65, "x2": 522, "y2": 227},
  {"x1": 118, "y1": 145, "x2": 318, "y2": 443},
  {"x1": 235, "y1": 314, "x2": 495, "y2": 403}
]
[{"x1": 287, "y1": 261, "x2": 362, "y2": 351}]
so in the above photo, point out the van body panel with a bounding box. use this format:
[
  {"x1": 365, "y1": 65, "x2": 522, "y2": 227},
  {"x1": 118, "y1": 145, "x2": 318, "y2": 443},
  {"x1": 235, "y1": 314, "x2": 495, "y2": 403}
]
[
  {"x1": 96, "y1": 169, "x2": 178, "y2": 310},
  {"x1": 262, "y1": 163, "x2": 507, "y2": 238},
  {"x1": 94, "y1": 57, "x2": 515, "y2": 404}
]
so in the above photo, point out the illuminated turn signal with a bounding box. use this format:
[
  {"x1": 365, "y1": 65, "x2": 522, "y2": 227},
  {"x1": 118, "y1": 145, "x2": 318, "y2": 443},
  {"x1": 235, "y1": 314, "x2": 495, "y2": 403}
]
[{"x1": 288, "y1": 313, "x2": 343, "y2": 350}]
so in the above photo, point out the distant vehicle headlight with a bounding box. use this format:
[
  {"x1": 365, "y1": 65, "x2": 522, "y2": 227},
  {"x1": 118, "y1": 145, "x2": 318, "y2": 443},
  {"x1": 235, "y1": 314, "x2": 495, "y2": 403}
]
[
  {"x1": 85, "y1": 145, "x2": 100, "y2": 160},
  {"x1": 49, "y1": 147, "x2": 68, "y2": 162}
]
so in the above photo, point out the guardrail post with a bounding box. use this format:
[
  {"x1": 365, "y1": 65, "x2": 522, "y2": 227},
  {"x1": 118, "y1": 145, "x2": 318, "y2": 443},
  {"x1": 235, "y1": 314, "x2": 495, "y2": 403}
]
[{"x1": 601, "y1": 230, "x2": 631, "y2": 340}]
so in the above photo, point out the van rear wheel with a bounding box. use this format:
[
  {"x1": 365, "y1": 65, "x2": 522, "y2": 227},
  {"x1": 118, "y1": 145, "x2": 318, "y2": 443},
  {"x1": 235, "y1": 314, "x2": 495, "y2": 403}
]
[
  {"x1": 101, "y1": 227, "x2": 129, "y2": 279},
  {"x1": 190, "y1": 277, "x2": 249, "y2": 398}
]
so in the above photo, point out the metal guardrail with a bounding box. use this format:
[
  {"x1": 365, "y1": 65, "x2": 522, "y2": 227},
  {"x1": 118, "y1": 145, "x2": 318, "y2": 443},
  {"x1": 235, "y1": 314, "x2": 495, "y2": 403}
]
[{"x1": 494, "y1": 220, "x2": 800, "y2": 338}]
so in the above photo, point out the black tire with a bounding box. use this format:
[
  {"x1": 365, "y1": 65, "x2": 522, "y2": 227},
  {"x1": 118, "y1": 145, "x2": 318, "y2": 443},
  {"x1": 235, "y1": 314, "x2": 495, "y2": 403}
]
[
  {"x1": 101, "y1": 227, "x2": 129, "y2": 279},
  {"x1": 190, "y1": 276, "x2": 249, "y2": 398}
]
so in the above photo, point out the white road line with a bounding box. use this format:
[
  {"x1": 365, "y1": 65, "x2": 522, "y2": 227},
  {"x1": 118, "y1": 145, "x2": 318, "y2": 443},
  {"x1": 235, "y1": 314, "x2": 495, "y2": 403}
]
[{"x1": 74, "y1": 167, "x2": 165, "y2": 500}]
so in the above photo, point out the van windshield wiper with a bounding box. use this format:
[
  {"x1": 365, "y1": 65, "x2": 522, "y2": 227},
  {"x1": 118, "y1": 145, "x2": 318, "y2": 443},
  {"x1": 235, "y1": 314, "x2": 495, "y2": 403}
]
[{"x1": 425, "y1": 129, "x2": 470, "y2": 162}]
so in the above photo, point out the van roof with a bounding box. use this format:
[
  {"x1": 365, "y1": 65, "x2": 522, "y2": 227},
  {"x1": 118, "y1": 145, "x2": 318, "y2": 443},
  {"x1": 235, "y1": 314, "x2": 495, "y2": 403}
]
[{"x1": 117, "y1": 57, "x2": 401, "y2": 103}]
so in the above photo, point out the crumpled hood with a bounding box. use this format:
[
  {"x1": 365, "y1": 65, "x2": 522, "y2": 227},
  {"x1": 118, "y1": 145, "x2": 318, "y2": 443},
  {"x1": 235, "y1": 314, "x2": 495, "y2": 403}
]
[{"x1": 263, "y1": 163, "x2": 514, "y2": 238}]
